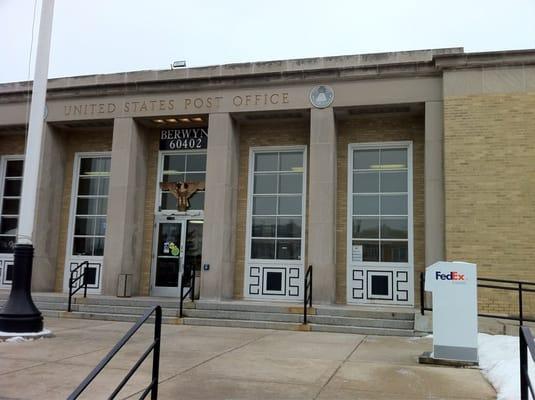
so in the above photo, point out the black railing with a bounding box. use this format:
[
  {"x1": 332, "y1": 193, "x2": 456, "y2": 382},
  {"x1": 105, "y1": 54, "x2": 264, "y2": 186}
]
[
  {"x1": 179, "y1": 267, "x2": 196, "y2": 318},
  {"x1": 68, "y1": 260, "x2": 89, "y2": 312},
  {"x1": 420, "y1": 272, "x2": 535, "y2": 325},
  {"x1": 68, "y1": 305, "x2": 162, "y2": 400},
  {"x1": 303, "y1": 265, "x2": 313, "y2": 324},
  {"x1": 520, "y1": 326, "x2": 535, "y2": 399}
]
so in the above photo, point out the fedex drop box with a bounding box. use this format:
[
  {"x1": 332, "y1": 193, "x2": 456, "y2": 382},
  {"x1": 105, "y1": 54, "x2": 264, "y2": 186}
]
[{"x1": 425, "y1": 261, "x2": 478, "y2": 363}]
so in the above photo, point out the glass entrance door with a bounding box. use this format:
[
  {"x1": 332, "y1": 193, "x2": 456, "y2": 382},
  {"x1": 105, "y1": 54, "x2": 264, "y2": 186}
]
[{"x1": 151, "y1": 218, "x2": 185, "y2": 297}]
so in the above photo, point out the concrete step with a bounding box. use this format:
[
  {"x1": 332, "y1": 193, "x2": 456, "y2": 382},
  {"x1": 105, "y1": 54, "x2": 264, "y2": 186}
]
[
  {"x1": 41, "y1": 310, "x2": 181, "y2": 325},
  {"x1": 0, "y1": 293, "x2": 69, "y2": 304},
  {"x1": 195, "y1": 300, "x2": 303, "y2": 314},
  {"x1": 309, "y1": 323, "x2": 416, "y2": 337},
  {"x1": 182, "y1": 317, "x2": 304, "y2": 331},
  {"x1": 315, "y1": 305, "x2": 415, "y2": 321},
  {"x1": 76, "y1": 304, "x2": 180, "y2": 317},
  {"x1": 183, "y1": 309, "x2": 303, "y2": 323},
  {"x1": 308, "y1": 314, "x2": 413, "y2": 330}
]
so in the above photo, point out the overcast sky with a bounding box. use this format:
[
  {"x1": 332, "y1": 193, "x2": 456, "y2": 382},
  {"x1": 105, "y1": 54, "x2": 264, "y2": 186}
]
[{"x1": 1, "y1": 0, "x2": 535, "y2": 83}]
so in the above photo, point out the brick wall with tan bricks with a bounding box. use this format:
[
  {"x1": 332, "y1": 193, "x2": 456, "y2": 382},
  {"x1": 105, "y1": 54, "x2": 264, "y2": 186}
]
[
  {"x1": 54, "y1": 129, "x2": 113, "y2": 291},
  {"x1": 336, "y1": 114, "x2": 425, "y2": 304},
  {"x1": 444, "y1": 92, "x2": 535, "y2": 316},
  {"x1": 0, "y1": 133, "x2": 25, "y2": 155},
  {"x1": 233, "y1": 120, "x2": 309, "y2": 299}
]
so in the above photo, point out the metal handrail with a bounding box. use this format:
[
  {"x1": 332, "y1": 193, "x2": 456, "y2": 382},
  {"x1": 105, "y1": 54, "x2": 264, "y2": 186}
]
[
  {"x1": 520, "y1": 326, "x2": 535, "y2": 399},
  {"x1": 67, "y1": 305, "x2": 162, "y2": 400},
  {"x1": 420, "y1": 272, "x2": 535, "y2": 325},
  {"x1": 68, "y1": 260, "x2": 89, "y2": 312},
  {"x1": 303, "y1": 265, "x2": 313, "y2": 324},
  {"x1": 179, "y1": 267, "x2": 196, "y2": 318}
]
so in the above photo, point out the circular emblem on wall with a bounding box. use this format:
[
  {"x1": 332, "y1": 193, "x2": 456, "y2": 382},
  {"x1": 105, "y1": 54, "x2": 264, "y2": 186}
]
[{"x1": 309, "y1": 85, "x2": 334, "y2": 108}]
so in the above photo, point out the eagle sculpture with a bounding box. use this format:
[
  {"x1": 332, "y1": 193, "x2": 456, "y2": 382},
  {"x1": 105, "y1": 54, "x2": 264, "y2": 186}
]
[{"x1": 160, "y1": 181, "x2": 205, "y2": 211}]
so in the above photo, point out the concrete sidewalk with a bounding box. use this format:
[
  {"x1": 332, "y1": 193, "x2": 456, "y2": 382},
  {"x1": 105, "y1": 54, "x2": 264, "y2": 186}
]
[{"x1": 0, "y1": 318, "x2": 495, "y2": 399}]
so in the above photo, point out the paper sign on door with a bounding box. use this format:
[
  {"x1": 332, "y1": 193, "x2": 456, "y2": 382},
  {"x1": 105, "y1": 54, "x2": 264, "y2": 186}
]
[{"x1": 352, "y1": 245, "x2": 363, "y2": 262}]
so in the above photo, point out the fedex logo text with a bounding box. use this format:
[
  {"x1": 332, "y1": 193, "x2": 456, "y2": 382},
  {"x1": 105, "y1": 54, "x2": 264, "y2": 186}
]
[{"x1": 435, "y1": 271, "x2": 465, "y2": 281}]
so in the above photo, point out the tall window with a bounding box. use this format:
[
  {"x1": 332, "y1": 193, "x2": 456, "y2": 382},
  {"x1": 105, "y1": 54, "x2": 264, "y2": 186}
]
[
  {"x1": 249, "y1": 149, "x2": 305, "y2": 260},
  {"x1": 72, "y1": 156, "x2": 111, "y2": 256},
  {"x1": 160, "y1": 152, "x2": 206, "y2": 211},
  {"x1": 0, "y1": 158, "x2": 23, "y2": 254},
  {"x1": 351, "y1": 146, "x2": 409, "y2": 263}
]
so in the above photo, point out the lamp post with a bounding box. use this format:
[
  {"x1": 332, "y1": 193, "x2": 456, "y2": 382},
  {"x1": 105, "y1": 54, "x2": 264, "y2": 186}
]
[{"x1": 0, "y1": 0, "x2": 55, "y2": 333}]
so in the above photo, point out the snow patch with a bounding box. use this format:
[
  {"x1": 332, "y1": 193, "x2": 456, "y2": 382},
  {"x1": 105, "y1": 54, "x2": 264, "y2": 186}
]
[
  {"x1": 478, "y1": 333, "x2": 532, "y2": 400},
  {"x1": 0, "y1": 329, "x2": 52, "y2": 342}
]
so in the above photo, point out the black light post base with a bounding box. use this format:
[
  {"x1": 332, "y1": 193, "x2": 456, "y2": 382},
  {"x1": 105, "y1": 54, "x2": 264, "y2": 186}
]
[{"x1": 0, "y1": 244, "x2": 43, "y2": 332}]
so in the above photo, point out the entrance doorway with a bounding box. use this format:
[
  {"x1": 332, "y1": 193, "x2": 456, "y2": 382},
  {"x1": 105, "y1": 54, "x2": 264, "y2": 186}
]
[{"x1": 150, "y1": 216, "x2": 203, "y2": 297}]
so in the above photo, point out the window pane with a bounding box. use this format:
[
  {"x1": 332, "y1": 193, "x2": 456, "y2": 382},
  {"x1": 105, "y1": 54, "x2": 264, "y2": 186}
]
[
  {"x1": 5, "y1": 160, "x2": 23, "y2": 177},
  {"x1": 381, "y1": 218, "x2": 408, "y2": 239},
  {"x1": 278, "y1": 196, "x2": 301, "y2": 215},
  {"x1": 279, "y1": 173, "x2": 302, "y2": 194},
  {"x1": 254, "y1": 174, "x2": 277, "y2": 194},
  {"x1": 185, "y1": 173, "x2": 205, "y2": 183},
  {"x1": 381, "y1": 195, "x2": 408, "y2": 215},
  {"x1": 279, "y1": 152, "x2": 303, "y2": 171},
  {"x1": 277, "y1": 217, "x2": 301, "y2": 238},
  {"x1": 80, "y1": 157, "x2": 110, "y2": 175},
  {"x1": 98, "y1": 177, "x2": 110, "y2": 195},
  {"x1": 161, "y1": 192, "x2": 177, "y2": 210},
  {"x1": 76, "y1": 198, "x2": 96, "y2": 215},
  {"x1": 381, "y1": 241, "x2": 408, "y2": 262},
  {"x1": 73, "y1": 237, "x2": 93, "y2": 256},
  {"x1": 252, "y1": 217, "x2": 276, "y2": 237},
  {"x1": 354, "y1": 150, "x2": 379, "y2": 170},
  {"x1": 381, "y1": 171, "x2": 407, "y2": 192},
  {"x1": 1, "y1": 198, "x2": 19, "y2": 215},
  {"x1": 255, "y1": 153, "x2": 278, "y2": 172},
  {"x1": 0, "y1": 217, "x2": 17, "y2": 235},
  {"x1": 75, "y1": 217, "x2": 95, "y2": 235},
  {"x1": 163, "y1": 173, "x2": 185, "y2": 183},
  {"x1": 353, "y1": 240, "x2": 379, "y2": 262},
  {"x1": 97, "y1": 198, "x2": 108, "y2": 215},
  {"x1": 93, "y1": 237, "x2": 105, "y2": 256},
  {"x1": 78, "y1": 177, "x2": 100, "y2": 195},
  {"x1": 3, "y1": 179, "x2": 21, "y2": 197},
  {"x1": 186, "y1": 154, "x2": 206, "y2": 171},
  {"x1": 276, "y1": 239, "x2": 301, "y2": 260},
  {"x1": 353, "y1": 172, "x2": 379, "y2": 193},
  {"x1": 353, "y1": 195, "x2": 379, "y2": 215},
  {"x1": 0, "y1": 236, "x2": 15, "y2": 254},
  {"x1": 95, "y1": 217, "x2": 107, "y2": 236},
  {"x1": 251, "y1": 239, "x2": 275, "y2": 259},
  {"x1": 253, "y1": 196, "x2": 277, "y2": 215},
  {"x1": 381, "y1": 149, "x2": 407, "y2": 169},
  {"x1": 352, "y1": 217, "x2": 379, "y2": 239},
  {"x1": 189, "y1": 191, "x2": 204, "y2": 210},
  {"x1": 164, "y1": 154, "x2": 185, "y2": 172}
]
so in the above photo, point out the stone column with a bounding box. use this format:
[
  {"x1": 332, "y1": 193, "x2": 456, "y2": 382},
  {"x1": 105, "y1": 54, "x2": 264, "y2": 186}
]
[
  {"x1": 200, "y1": 113, "x2": 239, "y2": 300},
  {"x1": 32, "y1": 124, "x2": 66, "y2": 291},
  {"x1": 425, "y1": 101, "x2": 445, "y2": 266},
  {"x1": 308, "y1": 108, "x2": 337, "y2": 304},
  {"x1": 102, "y1": 118, "x2": 148, "y2": 296}
]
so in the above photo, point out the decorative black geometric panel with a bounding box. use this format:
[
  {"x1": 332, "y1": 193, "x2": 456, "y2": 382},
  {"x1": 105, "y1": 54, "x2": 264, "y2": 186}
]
[
  {"x1": 371, "y1": 275, "x2": 389, "y2": 296},
  {"x1": 266, "y1": 271, "x2": 282, "y2": 291},
  {"x1": 366, "y1": 270, "x2": 393, "y2": 300},
  {"x1": 395, "y1": 270, "x2": 409, "y2": 302},
  {"x1": 288, "y1": 267, "x2": 300, "y2": 297},
  {"x1": 351, "y1": 269, "x2": 364, "y2": 300},
  {"x1": 248, "y1": 266, "x2": 261, "y2": 295},
  {"x1": 69, "y1": 261, "x2": 101, "y2": 290},
  {"x1": 262, "y1": 267, "x2": 286, "y2": 295}
]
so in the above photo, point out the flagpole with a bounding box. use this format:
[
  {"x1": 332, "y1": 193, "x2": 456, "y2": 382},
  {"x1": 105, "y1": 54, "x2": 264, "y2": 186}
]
[{"x1": 0, "y1": 0, "x2": 55, "y2": 333}]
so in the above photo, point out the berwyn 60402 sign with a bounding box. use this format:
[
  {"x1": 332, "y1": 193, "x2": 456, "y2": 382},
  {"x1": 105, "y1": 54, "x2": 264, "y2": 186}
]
[{"x1": 160, "y1": 127, "x2": 208, "y2": 150}]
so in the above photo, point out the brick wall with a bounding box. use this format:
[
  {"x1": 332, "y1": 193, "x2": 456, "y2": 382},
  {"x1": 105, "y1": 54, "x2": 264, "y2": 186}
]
[
  {"x1": 233, "y1": 120, "x2": 309, "y2": 299},
  {"x1": 444, "y1": 92, "x2": 535, "y2": 316},
  {"x1": 335, "y1": 114, "x2": 425, "y2": 304},
  {"x1": 0, "y1": 133, "x2": 25, "y2": 155},
  {"x1": 54, "y1": 129, "x2": 113, "y2": 291}
]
